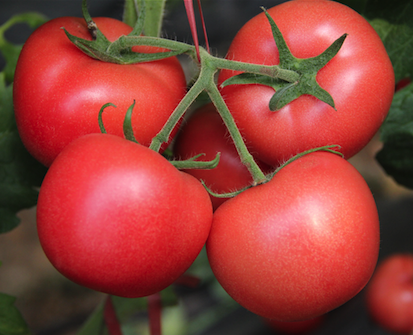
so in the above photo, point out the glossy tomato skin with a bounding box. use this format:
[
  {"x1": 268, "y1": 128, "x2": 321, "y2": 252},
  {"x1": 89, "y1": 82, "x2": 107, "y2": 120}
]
[
  {"x1": 218, "y1": 0, "x2": 394, "y2": 166},
  {"x1": 207, "y1": 152, "x2": 380, "y2": 321},
  {"x1": 173, "y1": 103, "x2": 272, "y2": 210},
  {"x1": 36, "y1": 134, "x2": 212, "y2": 298},
  {"x1": 366, "y1": 254, "x2": 413, "y2": 335},
  {"x1": 13, "y1": 17, "x2": 186, "y2": 166}
]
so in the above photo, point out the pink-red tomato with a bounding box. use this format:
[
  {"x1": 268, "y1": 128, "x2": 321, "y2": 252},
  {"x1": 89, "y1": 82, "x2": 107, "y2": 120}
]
[
  {"x1": 13, "y1": 17, "x2": 186, "y2": 166},
  {"x1": 173, "y1": 103, "x2": 272, "y2": 210},
  {"x1": 36, "y1": 133, "x2": 212, "y2": 298},
  {"x1": 265, "y1": 314, "x2": 325, "y2": 334},
  {"x1": 218, "y1": 0, "x2": 394, "y2": 166},
  {"x1": 207, "y1": 151, "x2": 380, "y2": 321},
  {"x1": 365, "y1": 254, "x2": 413, "y2": 335}
]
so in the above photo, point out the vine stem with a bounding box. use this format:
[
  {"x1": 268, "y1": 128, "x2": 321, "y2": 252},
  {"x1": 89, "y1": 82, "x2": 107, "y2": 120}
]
[
  {"x1": 148, "y1": 293, "x2": 162, "y2": 335},
  {"x1": 149, "y1": 47, "x2": 268, "y2": 184},
  {"x1": 205, "y1": 72, "x2": 267, "y2": 184},
  {"x1": 104, "y1": 296, "x2": 123, "y2": 335},
  {"x1": 117, "y1": 36, "x2": 299, "y2": 82}
]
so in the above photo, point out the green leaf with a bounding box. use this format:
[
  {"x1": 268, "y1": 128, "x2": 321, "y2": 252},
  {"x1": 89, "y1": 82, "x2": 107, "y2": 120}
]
[
  {"x1": 0, "y1": 11, "x2": 49, "y2": 231},
  {"x1": 0, "y1": 75, "x2": 47, "y2": 233},
  {"x1": 234, "y1": 9, "x2": 346, "y2": 111},
  {"x1": 376, "y1": 83, "x2": 413, "y2": 188},
  {"x1": 369, "y1": 18, "x2": 413, "y2": 82},
  {"x1": 0, "y1": 293, "x2": 29, "y2": 335},
  {"x1": 0, "y1": 12, "x2": 48, "y2": 84},
  {"x1": 338, "y1": 0, "x2": 413, "y2": 82}
]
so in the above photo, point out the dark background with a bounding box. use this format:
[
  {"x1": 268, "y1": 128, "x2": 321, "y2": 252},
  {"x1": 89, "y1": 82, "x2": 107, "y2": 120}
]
[{"x1": 1, "y1": 1, "x2": 412, "y2": 335}]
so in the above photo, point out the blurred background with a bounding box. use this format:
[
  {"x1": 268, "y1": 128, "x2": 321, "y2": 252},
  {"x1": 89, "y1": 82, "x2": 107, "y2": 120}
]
[{"x1": 0, "y1": 1, "x2": 412, "y2": 334}]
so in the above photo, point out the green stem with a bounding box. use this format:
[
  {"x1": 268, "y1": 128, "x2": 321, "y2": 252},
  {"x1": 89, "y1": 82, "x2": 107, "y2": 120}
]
[
  {"x1": 149, "y1": 68, "x2": 205, "y2": 152},
  {"x1": 214, "y1": 57, "x2": 300, "y2": 83},
  {"x1": 150, "y1": 47, "x2": 268, "y2": 184},
  {"x1": 206, "y1": 74, "x2": 267, "y2": 185},
  {"x1": 114, "y1": 36, "x2": 300, "y2": 82}
]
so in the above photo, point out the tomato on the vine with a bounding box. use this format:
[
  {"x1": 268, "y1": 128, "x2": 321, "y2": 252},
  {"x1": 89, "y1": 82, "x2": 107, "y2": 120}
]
[
  {"x1": 13, "y1": 17, "x2": 186, "y2": 166},
  {"x1": 218, "y1": 0, "x2": 394, "y2": 166},
  {"x1": 207, "y1": 151, "x2": 380, "y2": 321},
  {"x1": 36, "y1": 133, "x2": 213, "y2": 298},
  {"x1": 173, "y1": 103, "x2": 272, "y2": 210},
  {"x1": 366, "y1": 254, "x2": 413, "y2": 335}
]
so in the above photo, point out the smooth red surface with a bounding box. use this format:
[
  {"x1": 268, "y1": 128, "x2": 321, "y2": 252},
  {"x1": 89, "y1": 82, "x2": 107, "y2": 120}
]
[
  {"x1": 37, "y1": 134, "x2": 213, "y2": 297},
  {"x1": 366, "y1": 254, "x2": 413, "y2": 335},
  {"x1": 13, "y1": 17, "x2": 186, "y2": 166},
  {"x1": 207, "y1": 152, "x2": 380, "y2": 321},
  {"x1": 218, "y1": 0, "x2": 394, "y2": 166}
]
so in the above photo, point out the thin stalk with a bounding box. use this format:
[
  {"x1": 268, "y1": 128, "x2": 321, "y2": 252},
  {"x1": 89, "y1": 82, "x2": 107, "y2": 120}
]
[
  {"x1": 206, "y1": 78, "x2": 267, "y2": 185},
  {"x1": 104, "y1": 296, "x2": 123, "y2": 335},
  {"x1": 149, "y1": 68, "x2": 205, "y2": 152},
  {"x1": 114, "y1": 36, "x2": 300, "y2": 82},
  {"x1": 214, "y1": 56, "x2": 300, "y2": 83},
  {"x1": 148, "y1": 293, "x2": 162, "y2": 335}
]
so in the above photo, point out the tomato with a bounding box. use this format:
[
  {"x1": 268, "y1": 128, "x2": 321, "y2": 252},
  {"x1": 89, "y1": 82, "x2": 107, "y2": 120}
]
[
  {"x1": 365, "y1": 254, "x2": 413, "y2": 335},
  {"x1": 218, "y1": 0, "x2": 394, "y2": 166},
  {"x1": 13, "y1": 17, "x2": 186, "y2": 166},
  {"x1": 173, "y1": 103, "x2": 272, "y2": 210},
  {"x1": 206, "y1": 151, "x2": 379, "y2": 321},
  {"x1": 36, "y1": 133, "x2": 212, "y2": 298},
  {"x1": 265, "y1": 314, "x2": 325, "y2": 334}
]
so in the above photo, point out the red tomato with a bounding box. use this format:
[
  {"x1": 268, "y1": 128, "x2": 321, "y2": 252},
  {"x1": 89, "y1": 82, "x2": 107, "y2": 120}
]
[
  {"x1": 366, "y1": 254, "x2": 413, "y2": 335},
  {"x1": 218, "y1": 0, "x2": 394, "y2": 166},
  {"x1": 36, "y1": 133, "x2": 212, "y2": 298},
  {"x1": 13, "y1": 17, "x2": 186, "y2": 166},
  {"x1": 265, "y1": 314, "x2": 325, "y2": 334},
  {"x1": 206, "y1": 151, "x2": 379, "y2": 321},
  {"x1": 173, "y1": 103, "x2": 272, "y2": 210}
]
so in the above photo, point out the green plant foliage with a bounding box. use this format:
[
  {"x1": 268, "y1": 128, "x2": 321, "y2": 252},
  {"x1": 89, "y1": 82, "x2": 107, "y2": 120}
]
[
  {"x1": 338, "y1": 0, "x2": 413, "y2": 189},
  {"x1": 0, "y1": 293, "x2": 29, "y2": 335},
  {"x1": 0, "y1": 14, "x2": 48, "y2": 233},
  {"x1": 376, "y1": 83, "x2": 413, "y2": 188}
]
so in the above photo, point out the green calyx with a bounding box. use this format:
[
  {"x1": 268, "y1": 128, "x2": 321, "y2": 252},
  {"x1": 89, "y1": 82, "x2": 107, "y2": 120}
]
[
  {"x1": 204, "y1": 145, "x2": 343, "y2": 200},
  {"x1": 72, "y1": 0, "x2": 347, "y2": 189},
  {"x1": 98, "y1": 101, "x2": 220, "y2": 170},
  {"x1": 221, "y1": 8, "x2": 347, "y2": 111},
  {"x1": 63, "y1": 0, "x2": 190, "y2": 64}
]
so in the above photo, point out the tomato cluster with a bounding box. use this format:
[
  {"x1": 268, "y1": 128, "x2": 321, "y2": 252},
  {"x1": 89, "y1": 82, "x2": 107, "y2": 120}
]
[{"x1": 13, "y1": 0, "x2": 393, "y2": 325}]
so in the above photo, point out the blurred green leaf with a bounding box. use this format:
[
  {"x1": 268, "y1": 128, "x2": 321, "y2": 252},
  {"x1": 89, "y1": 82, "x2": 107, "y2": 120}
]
[
  {"x1": 0, "y1": 12, "x2": 47, "y2": 84},
  {"x1": 0, "y1": 74, "x2": 47, "y2": 233},
  {"x1": 376, "y1": 83, "x2": 413, "y2": 188},
  {"x1": 0, "y1": 293, "x2": 29, "y2": 335},
  {"x1": 337, "y1": 0, "x2": 413, "y2": 82},
  {"x1": 0, "y1": 13, "x2": 48, "y2": 233},
  {"x1": 369, "y1": 18, "x2": 413, "y2": 82}
]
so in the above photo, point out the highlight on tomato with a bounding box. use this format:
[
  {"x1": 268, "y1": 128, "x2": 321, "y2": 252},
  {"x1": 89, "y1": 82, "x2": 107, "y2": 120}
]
[
  {"x1": 13, "y1": 16, "x2": 187, "y2": 166},
  {"x1": 207, "y1": 151, "x2": 380, "y2": 321},
  {"x1": 218, "y1": 0, "x2": 395, "y2": 167},
  {"x1": 36, "y1": 133, "x2": 213, "y2": 298}
]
